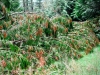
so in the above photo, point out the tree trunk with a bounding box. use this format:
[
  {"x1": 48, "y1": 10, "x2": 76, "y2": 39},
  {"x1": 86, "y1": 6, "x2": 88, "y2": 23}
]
[
  {"x1": 23, "y1": 0, "x2": 26, "y2": 12},
  {"x1": 26, "y1": 0, "x2": 29, "y2": 12},
  {"x1": 31, "y1": 0, "x2": 33, "y2": 12}
]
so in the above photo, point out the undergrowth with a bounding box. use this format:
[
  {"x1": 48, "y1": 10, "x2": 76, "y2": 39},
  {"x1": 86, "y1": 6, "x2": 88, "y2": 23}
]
[{"x1": 0, "y1": 14, "x2": 99, "y2": 75}]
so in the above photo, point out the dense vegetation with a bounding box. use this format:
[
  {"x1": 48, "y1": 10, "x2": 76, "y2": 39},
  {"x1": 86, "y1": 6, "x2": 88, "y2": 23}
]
[{"x1": 0, "y1": 0, "x2": 100, "y2": 75}]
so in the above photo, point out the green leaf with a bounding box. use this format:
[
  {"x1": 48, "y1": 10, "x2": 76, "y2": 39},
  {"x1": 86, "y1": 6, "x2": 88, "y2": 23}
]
[
  {"x1": 9, "y1": 44, "x2": 19, "y2": 52},
  {"x1": 20, "y1": 57, "x2": 30, "y2": 69}
]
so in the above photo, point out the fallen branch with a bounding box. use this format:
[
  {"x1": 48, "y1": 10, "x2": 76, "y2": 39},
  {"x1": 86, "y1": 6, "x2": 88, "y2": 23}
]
[{"x1": 8, "y1": 12, "x2": 36, "y2": 16}]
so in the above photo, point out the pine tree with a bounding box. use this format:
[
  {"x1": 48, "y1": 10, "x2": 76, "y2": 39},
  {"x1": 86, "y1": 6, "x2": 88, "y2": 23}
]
[
  {"x1": 36, "y1": 0, "x2": 42, "y2": 9},
  {"x1": 72, "y1": 0, "x2": 100, "y2": 20}
]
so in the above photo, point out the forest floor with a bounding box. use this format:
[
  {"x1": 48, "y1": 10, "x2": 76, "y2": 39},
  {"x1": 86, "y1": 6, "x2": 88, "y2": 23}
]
[{"x1": 0, "y1": 14, "x2": 100, "y2": 75}]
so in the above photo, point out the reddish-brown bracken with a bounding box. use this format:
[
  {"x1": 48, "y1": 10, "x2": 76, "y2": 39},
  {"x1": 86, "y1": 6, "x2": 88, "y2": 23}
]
[
  {"x1": 36, "y1": 50, "x2": 46, "y2": 67},
  {"x1": 28, "y1": 46, "x2": 33, "y2": 52},
  {"x1": 20, "y1": 15, "x2": 23, "y2": 20},
  {"x1": 67, "y1": 18, "x2": 72, "y2": 24},
  {"x1": 36, "y1": 27, "x2": 43, "y2": 36},
  {"x1": 1, "y1": 60, "x2": 6, "y2": 67},
  {"x1": 86, "y1": 40, "x2": 89, "y2": 44},
  {"x1": 27, "y1": 25, "x2": 30, "y2": 32},
  {"x1": 11, "y1": 70, "x2": 18, "y2": 75},
  {"x1": 3, "y1": 31, "x2": 7, "y2": 38},
  {"x1": 85, "y1": 47, "x2": 92, "y2": 55},
  {"x1": 52, "y1": 26, "x2": 57, "y2": 34},
  {"x1": 55, "y1": 56, "x2": 59, "y2": 61},
  {"x1": 44, "y1": 21, "x2": 48, "y2": 28},
  {"x1": 0, "y1": 26, "x2": 3, "y2": 30},
  {"x1": 64, "y1": 28, "x2": 68, "y2": 33},
  {"x1": 29, "y1": 34, "x2": 33, "y2": 39},
  {"x1": 2, "y1": 5, "x2": 6, "y2": 14}
]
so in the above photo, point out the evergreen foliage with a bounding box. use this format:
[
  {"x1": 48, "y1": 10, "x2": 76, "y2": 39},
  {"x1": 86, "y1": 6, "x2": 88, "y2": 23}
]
[
  {"x1": 72, "y1": 0, "x2": 100, "y2": 20},
  {"x1": 0, "y1": 0, "x2": 20, "y2": 11},
  {"x1": 43, "y1": 0, "x2": 100, "y2": 20}
]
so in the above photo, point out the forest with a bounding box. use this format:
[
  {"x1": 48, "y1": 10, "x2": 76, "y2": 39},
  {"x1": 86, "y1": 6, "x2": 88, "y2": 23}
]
[{"x1": 0, "y1": 0, "x2": 100, "y2": 75}]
